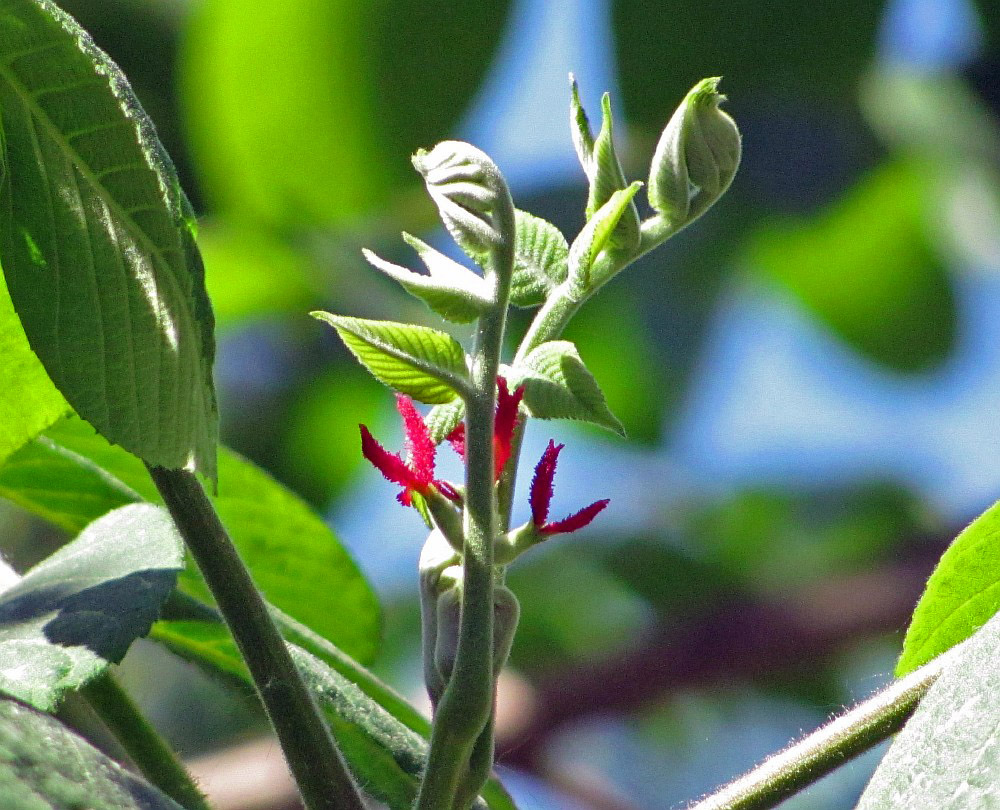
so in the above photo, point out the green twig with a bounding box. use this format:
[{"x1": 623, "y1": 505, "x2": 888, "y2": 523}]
[
  {"x1": 82, "y1": 672, "x2": 211, "y2": 810},
  {"x1": 148, "y1": 466, "x2": 365, "y2": 810},
  {"x1": 685, "y1": 652, "x2": 953, "y2": 810}
]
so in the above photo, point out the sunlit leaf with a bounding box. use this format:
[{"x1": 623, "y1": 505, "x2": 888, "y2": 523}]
[
  {"x1": 897, "y1": 500, "x2": 1000, "y2": 676},
  {"x1": 509, "y1": 341, "x2": 624, "y2": 436},
  {"x1": 0, "y1": 0, "x2": 218, "y2": 479},
  {"x1": 509, "y1": 210, "x2": 568, "y2": 308},
  {"x1": 568, "y1": 182, "x2": 642, "y2": 292},
  {"x1": 0, "y1": 697, "x2": 185, "y2": 809},
  {"x1": 313, "y1": 312, "x2": 469, "y2": 404},
  {"x1": 0, "y1": 503, "x2": 183, "y2": 710}
]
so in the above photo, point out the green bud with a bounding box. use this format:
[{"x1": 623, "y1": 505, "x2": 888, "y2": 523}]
[
  {"x1": 412, "y1": 141, "x2": 515, "y2": 259},
  {"x1": 418, "y1": 530, "x2": 461, "y2": 708},
  {"x1": 648, "y1": 77, "x2": 741, "y2": 231}
]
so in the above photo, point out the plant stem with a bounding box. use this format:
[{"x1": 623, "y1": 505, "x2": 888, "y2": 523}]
[
  {"x1": 685, "y1": 652, "x2": 953, "y2": 810},
  {"x1": 82, "y1": 672, "x2": 211, "y2": 810},
  {"x1": 147, "y1": 466, "x2": 365, "y2": 810},
  {"x1": 415, "y1": 190, "x2": 515, "y2": 810}
]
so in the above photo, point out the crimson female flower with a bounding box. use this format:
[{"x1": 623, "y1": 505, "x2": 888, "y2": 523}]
[
  {"x1": 360, "y1": 394, "x2": 459, "y2": 507},
  {"x1": 529, "y1": 440, "x2": 609, "y2": 534},
  {"x1": 446, "y1": 376, "x2": 524, "y2": 480}
]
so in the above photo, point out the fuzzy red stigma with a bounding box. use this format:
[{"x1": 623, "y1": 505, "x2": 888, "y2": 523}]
[
  {"x1": 493, "y1": 376, "x2": 524, "y2": 478},
  {"x1": 446, "y1": 423, "x2": 466, "y2": 460},
  {"x1": 529, "y1": 439, "x2": 609, "y2": 535}
]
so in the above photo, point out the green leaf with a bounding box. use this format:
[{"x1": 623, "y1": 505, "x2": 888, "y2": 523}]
[
  {"x1": 181, "y1": 0, "x2": 510, "y2": 228},
  {"x1": 749, "y1": 160, "x2": 956, "y2": 373},
  {"x1": 569, "y1": 74, "x2": 594, "y2": 173},
  {"x1": 0, "y1": 415, "x2": 382, "y2": 663},
  {"x1": 312, "y1": 312, "x2": 469, "y2": 404},
  {"x1": 363, "y1": 234, "x2": 491, "y2": 323},
  {"x1": 0, "y1": 271, "x2": 68, "y2": 465},
  {"x1": 858, "y1": 609, "x2": 1000, "y2": 810},
  {"x1": 152, "y1": 617, "x2": 516, "y2": 810},
  {"x1": 0, "y1": 0, "x2": 218, "y2": 481},
  {"x1": 0, "y1": 697, "x2": 186, "y2": 809},
  {"x1": 585, "y1": 94, "x2": 639, "y2": 251},
  {"x1": 568, "y1": 182, "x2": 642, "y2": 294},
  {"x1": 508, "y1": 341, "x2": 624, "y2": 436},
  {"x1": 509, "y1": 210, "x2": 569, "y2": 308},
  {"x1": 0, "y1": 503, "x2": 183, "y2": 711},
  {"x1": 425, "y1": 398, "x2": 466, "y2": 445},
  {"x1": 896, "y1": 500, "x2": 1000, "y2": 676}
]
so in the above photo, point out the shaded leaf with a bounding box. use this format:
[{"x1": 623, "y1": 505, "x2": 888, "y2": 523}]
[
  {"x1": 425, "y1": 399, "x2": 466, "y2": 445},
  {"x1": 509, "y1": 210, "x2": 568, "y2": 308},
  {"x1": 509, "y1": 341, "x2": 624, "y2": 436},
  {"x1": 152, "y1": 617, "x2": 515, "y2": 810},
  {"x1": 313, "y1": 312, "x2": 468, "y2": 404},
  {"x1": 0, "y1": 0, "x2": 218, "y2": 479},
  {"x1": 858, "y1": 610, "x2": 1000, "y2": 810},
  {"x1": 0, "y1": 415, "x2": 382, "y2": 663},
  {"x1": 0, "y1": 503, "x2": 183, "y2": 710},
  {"x1": 0, "y1": 697, "x2": 185, "y2": 809},
  {"x1": 749, "y1": 160, "x2": 956, "y2": 373},
  {"x1": 897, "y1": 500, "x2": 1000, "y2": 676}
]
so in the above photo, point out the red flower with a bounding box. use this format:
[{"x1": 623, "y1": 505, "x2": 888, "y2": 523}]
[
  {"x1": 360, "y1": 394, "x2": 460, "y2": 507},
  {"x1": 446, "y1": 376, "x2": 524, "y2": 480},
  {"x1": 529, "y1": 440, "x2": 609, "y2": 535}
]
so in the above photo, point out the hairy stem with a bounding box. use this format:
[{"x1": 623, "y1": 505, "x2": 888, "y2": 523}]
[
  {"x1": 685, "y1": 652, "x2": 953, "y2": 810},
  {"x1": 416, "y1": 195, "x2": 515, "y2": 810},
  {"x1": 82, "y1": 672, "x2": 211, "y2": 810},
  {"x1": 148, "y1": 466, "x2": 365, "y2": 810}
]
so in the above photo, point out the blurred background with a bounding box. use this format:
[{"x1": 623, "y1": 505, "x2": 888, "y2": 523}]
[{"x1": 20, "y1": 0, "x2": 1000, "y2": 806}]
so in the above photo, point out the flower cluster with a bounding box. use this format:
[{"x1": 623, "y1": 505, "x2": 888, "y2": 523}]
[{"x1": 359, "y1": 378, "x2": 608, "y2": 541}]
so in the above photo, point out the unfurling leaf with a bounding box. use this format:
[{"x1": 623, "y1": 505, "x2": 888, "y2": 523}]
[
  {"x1": 648, "y1": 77, "x2": 741, "y2": 231},
  {"x1": 313, "y1": 313, "x2": 469, "y2": 404},
  {"x1": 425, "y1": 399, "x2": 466, "y2": 445},
  {"x1": 363, "y1": 235, "x2": 492, "y2": 323},
  {"x1": 509, "y1": 210, "x2": 569, "y2": 307},
  {"x1": 567, "y1": 182, "x2": 643, "y2": 294},
  {"x1": 508, "y1": 340, "x2": 624, "y2": 435}
]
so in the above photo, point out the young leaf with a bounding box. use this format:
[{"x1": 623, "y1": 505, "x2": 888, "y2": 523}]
[
  {"x1": 0, "y1": 698, "x2": 186, "y2": 809},
  {"x1": 569, "y1": 74, "x2": 595, "y2": 173},
  {"x1": 425, "y1": 398, "x2": 466, "y2": 445},
  {"x1": 0, "y1": 503, "x2": 183, "y2": 711},
  {"x1": 508, "y1": 341, "x2": 624, "y2": 436},
  {"x1": 857, "y1": 610, "x2": 1000, "y2": 809},
  {"x1": 362, "y1": 235, "x2": 492, "y2": 323},
  {"x1": 896, "y1": 500, "x2": 1000, "y2": 675},
  {"x1": 567, "y1": 182, "x2": 643, "y2": 294},
  {"x1": 585, "y1": 94, "x2": 640, "y2": 251},
  {"x1": 509, "y1": 210, "x2": 569, "y2": 308},
  {"x1": 0, "y1": 415, "x2": 382, "y2": 663},
  {"x1": 0, "y1": 0, "x2": 218, "y2": 481},
  {"x1": 313, "y1": 312, "x2": 469, "y2": 404}
]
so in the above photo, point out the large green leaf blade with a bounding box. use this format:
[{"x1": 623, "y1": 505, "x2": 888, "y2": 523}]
[
  {"x1": 0, "y1": 0, "x2": 218, "y2": 480},
  {"x1": 897, "y1": 500, "x2": 1000, "y2": 675},
  {"x1": 858, "y1": 611, "x2": 1000, "y2": 809},
  {"x1": 0, "y1": 271, "x2": 68, "y2": 465},
  {"x1": 0, "y1": 416, "x2": 382, "y2": 663},
  {"x1": 0, "y1": 697, "x2": 186, "y2": 810},
  {"x1": 0, "y1": 503, "x2": 184, "y2": 711}
]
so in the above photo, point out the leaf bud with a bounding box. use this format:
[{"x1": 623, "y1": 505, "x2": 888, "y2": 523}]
[
  {"x1": 648, "y1": 77, "x2": 741, "y2": 231},
  {"x1": 412, "y1": 141, "x2": 515, "y2": 258}
]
